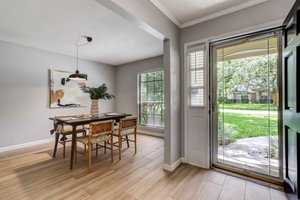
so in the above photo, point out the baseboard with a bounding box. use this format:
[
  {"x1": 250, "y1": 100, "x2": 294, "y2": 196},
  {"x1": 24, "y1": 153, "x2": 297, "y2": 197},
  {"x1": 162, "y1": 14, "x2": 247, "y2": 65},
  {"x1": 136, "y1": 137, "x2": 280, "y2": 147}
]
[
  {"x1": 0, "y1": 138, "x2": 54, "y2": 153},
  {"x1": 138, "y1": 130, "x2": 164, "y2": 138},
  {"x1": 163, "y1": 157, "x2": 183, "y2": 171}
]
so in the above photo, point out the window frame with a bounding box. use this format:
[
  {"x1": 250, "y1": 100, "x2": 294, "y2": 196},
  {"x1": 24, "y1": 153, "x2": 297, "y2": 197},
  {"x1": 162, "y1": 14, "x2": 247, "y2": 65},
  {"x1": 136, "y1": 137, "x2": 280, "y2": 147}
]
[{"x1": 137, "y1": 69, "x2": 164, "y2": 128}]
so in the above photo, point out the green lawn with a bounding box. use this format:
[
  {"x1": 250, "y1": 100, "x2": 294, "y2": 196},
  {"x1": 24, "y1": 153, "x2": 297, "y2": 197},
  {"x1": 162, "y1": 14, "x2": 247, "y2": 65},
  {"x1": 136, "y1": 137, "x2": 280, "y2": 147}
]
[
  {"x1": 220, "y1": 113, "x2": 278, "y2": 140},
  {"x1": 221, "y1": 103, "x2": 277, "y2": 111}
]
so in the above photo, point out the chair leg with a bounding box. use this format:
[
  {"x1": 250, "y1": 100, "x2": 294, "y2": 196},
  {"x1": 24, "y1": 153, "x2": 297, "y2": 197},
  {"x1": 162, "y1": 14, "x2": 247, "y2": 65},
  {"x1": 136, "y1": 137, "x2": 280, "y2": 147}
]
[
  {"x1": 96, "y1": 144, "x2": 98, "y2": 157},
  {"x1": 111, "y1": 135, "x2": 113, "y2": 163},
  {"x1": 53, "y1": 133, "x2": 59, "y2": 157},
  {"x1": 88, "y1": 142, "x2": 92, "y2": 173},
  {"x1": 75, "y1": 141, "x2": 77, "y2": 164},
  {"x1": 134, "y1": 133, "x2": 137, "y2": 154},
  {"x1": 119, "y1": 135, "x2": 122, "y2": 160},
  {"x1": 83, "y1": 131, "x2": 87, "y2": 152},
  {"x1": 63, "y1": 139, "x2": 66, "y2": 158},
  {"x1": 125, "y1": 135, "x2": 130, "y2": 148},
  {"x1": 104, "y1": 142, "x2": 107, "y2": 154}
]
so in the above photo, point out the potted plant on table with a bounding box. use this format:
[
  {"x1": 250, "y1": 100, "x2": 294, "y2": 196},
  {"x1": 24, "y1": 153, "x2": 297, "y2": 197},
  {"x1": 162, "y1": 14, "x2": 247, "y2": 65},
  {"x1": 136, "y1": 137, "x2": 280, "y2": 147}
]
[{"x1": 82, "y1": 83, "x2": 115, "y2": 117}]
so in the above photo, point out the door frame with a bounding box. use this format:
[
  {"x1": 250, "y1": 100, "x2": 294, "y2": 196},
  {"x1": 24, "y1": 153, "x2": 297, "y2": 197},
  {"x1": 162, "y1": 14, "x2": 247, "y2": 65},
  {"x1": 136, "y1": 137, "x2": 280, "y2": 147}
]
[
  {"x1": 282, "y1": 2, "x2": 300, "y2": 198},
  {"x1": 209, "y1": 28, "x2": 284, "y2": 182},
  {"x1": 182, "y1": 19, "x2": 285, "y2": 174}
]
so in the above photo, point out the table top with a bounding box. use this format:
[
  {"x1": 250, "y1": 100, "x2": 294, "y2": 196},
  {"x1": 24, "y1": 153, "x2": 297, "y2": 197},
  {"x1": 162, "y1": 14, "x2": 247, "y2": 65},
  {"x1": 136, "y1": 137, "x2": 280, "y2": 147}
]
[{"x1": 50, "y1": 113, "x2": 131, "y2": 126}]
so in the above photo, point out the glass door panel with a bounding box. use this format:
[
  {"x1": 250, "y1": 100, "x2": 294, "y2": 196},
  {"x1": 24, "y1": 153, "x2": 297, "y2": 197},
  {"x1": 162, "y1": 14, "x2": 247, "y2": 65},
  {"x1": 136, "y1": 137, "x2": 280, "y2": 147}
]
[{"x1": 214, "y1": 34, "x2": 280, "y2": 177}]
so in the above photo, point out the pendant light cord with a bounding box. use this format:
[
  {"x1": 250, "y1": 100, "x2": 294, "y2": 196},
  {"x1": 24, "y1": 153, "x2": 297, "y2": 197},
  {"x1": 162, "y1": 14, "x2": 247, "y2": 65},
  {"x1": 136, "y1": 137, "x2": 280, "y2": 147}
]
[
  {"x1": 76, "y1": 44, "x2": 79, "y2": 71},
  {"x1": 76, "y1": 36, "x2": 92, "y2": 72}
]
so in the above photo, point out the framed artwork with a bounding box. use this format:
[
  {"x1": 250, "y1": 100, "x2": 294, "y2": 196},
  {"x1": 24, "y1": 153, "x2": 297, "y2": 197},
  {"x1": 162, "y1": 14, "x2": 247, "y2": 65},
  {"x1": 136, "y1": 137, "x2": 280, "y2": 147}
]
[{"x1": 49, "y1": 69, "x2": 87, "y2": 108}]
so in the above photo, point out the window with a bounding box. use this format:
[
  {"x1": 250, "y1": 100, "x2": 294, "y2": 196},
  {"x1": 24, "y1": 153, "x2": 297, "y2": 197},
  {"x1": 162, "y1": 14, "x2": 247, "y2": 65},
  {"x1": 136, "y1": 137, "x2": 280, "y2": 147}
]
[
  {"x1": 138, "y1": 70, "x2": 164, "y2": 127},
  {"x1": 188, "y1": 46, "x2": 205, "y2": 107}
]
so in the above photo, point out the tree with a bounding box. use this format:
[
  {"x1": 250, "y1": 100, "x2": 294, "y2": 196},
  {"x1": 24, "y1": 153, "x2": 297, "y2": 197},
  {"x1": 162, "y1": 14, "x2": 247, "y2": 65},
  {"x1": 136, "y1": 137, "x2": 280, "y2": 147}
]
[
  {"x1": 217, "y1": 54, "x2": 278, "y2": 105},
  {"x1": 140, "y1": 71, "x2": 164, "y2": 127}
]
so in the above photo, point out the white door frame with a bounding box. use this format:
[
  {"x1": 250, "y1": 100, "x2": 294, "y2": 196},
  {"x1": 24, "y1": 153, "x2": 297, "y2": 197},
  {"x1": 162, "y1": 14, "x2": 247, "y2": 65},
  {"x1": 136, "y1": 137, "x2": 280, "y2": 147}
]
[{"x1": 182, "y1": 20, "x2": 283, "y2": 169}]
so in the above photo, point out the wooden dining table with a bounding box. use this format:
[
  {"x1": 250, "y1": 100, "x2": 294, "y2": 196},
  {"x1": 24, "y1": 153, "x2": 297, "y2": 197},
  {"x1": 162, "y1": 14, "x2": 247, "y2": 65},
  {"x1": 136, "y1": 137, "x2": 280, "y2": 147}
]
[{"x1": 50, "y1": 113, "x2": 131, "y2": 169}]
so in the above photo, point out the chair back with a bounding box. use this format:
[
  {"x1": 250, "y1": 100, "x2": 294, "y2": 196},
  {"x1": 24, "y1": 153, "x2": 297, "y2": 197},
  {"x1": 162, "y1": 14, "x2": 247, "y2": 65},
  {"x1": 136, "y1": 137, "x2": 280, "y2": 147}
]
[
  {"x1": 119, "y1": 117, "x2": 137, "y2": 130},
  {"x1": 89, "y1": 120, "x2": 114, "y2": 136}
]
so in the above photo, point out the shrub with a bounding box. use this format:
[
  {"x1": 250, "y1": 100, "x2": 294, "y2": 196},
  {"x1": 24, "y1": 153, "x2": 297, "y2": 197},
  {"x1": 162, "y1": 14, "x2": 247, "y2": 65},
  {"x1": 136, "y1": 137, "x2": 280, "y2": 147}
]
[
  {"x1": 218, "y1": 122, "x2": 237, "y2": 145},
  {"x1": 270, "y1": 136, "x2": 279, "y2": 159}
]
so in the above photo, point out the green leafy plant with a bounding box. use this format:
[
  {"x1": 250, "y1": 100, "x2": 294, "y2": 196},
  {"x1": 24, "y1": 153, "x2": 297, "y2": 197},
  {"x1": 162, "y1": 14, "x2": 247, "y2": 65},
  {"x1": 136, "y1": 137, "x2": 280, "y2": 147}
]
[{"x1": 82, "y1": 83, "x2": 115, "y2": 100}]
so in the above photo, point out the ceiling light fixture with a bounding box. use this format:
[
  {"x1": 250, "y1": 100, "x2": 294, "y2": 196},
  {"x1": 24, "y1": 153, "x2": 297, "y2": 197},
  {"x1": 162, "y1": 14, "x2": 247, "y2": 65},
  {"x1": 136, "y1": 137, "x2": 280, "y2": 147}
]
[{"x1": 68, "y1": 36, "x2": 93, "y2": 81}]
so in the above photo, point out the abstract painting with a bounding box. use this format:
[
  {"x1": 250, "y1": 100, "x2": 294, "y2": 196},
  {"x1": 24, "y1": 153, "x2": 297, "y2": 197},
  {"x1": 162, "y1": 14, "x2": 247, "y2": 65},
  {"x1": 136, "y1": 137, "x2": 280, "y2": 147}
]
[{"x1": 49, "y1": 69, "x2": 88, "y2": 108}]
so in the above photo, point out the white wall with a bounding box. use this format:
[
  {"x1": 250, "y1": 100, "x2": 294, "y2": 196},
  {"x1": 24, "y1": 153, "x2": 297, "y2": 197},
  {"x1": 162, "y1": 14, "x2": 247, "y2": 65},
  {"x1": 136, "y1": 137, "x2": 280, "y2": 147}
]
[
  {"x1": 0, "y1": 40, "x2": 116, "y2": 148},
  {"x1": 115, "y1": 56, "x2": 164, "y2": 135},
  {"x1": 180, "y1": 0, "x2": 295, "y2": 168}
]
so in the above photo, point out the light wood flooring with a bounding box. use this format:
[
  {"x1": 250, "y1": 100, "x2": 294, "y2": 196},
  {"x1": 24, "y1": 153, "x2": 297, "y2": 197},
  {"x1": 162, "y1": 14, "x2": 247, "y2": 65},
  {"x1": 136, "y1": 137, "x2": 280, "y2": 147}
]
[{"x1": 0, "y1": 134, "x2": 287, "y2": 200}]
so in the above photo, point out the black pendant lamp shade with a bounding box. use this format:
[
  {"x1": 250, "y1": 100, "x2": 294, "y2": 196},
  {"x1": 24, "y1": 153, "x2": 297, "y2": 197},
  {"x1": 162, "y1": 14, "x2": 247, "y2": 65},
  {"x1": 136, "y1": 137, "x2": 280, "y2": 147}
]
[
  {"x1": 68, "y1": 69, "x2": 87, "y2": 81},
  {"x1": 68, "y1": 36, "x2": 92, "y2": 81}
]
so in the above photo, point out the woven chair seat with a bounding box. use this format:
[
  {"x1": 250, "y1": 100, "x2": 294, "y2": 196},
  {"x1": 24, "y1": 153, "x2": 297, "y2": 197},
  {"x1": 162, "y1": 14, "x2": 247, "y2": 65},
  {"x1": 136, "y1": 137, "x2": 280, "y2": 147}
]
[
  {"x1": 113, "y1": 117, "x2": 137, "y2": 160},
  {"x1": 56, "y1": 125, "x2": 85, "y2": 135},
  {"x1": 52, "y1": 115, "x2": 87, "y2": 159},
  {"x1": 113, "y1": 128, "x2": 135, "y2": 136},
  {"x1": 83, "y1": 125, "x2": 90, "y2": 129},
  {"x1": 76, "y1": 120, "x2": 114, "y2": 173},
  {"x1": 77, "y1": 134, "x2": 111, "y2": 145}
]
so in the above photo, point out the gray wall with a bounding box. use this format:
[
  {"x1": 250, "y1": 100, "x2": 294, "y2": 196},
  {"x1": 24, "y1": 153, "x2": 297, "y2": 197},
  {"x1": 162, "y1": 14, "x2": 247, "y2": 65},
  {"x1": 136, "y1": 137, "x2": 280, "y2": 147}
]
[
  {"x1": 115, "y1": 56, "x2": 163, "y2": 115},
  {"x1": 0, "y1": 40, "x2": 116, "y2": 148},
  {"x1": 97, "y1": 0, "x2": 182, "y2": 168},
  {"x1": 115, "y1": 56, "x2": 164, "y2": 135},
  {"x1": 181, "y1": 0, "x2": 295, "y2": 44}
]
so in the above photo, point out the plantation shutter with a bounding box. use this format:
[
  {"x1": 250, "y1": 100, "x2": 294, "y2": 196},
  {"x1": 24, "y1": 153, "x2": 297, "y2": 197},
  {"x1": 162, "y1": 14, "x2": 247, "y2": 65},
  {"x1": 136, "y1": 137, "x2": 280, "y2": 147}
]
[{"x1": 187, "y1": 45, "x2": 205, "y2": 107}]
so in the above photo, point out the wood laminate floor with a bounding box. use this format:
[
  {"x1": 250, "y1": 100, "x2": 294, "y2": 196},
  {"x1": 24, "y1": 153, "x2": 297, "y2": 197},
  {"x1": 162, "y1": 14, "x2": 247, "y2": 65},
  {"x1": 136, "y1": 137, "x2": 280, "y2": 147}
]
[{"x1": 0, "y1": 135, "x2": 287, "y2": 200}]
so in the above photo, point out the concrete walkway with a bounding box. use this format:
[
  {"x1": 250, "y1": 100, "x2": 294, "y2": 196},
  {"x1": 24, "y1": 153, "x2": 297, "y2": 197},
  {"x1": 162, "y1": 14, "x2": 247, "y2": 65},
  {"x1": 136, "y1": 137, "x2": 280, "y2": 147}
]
[
  {"x1": 218, "y1": 136, "x2": 279, "y2": 176},
  {"x1": 218, "y1": 108, "x2": 279, "y2": 176},
  {"x1": 220, "y1": 109, "x2": 277, "y2": 115}
]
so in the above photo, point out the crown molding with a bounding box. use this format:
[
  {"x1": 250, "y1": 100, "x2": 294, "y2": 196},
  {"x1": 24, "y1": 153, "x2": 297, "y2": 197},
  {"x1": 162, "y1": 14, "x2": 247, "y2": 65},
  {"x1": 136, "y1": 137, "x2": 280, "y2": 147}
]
[
  {"x1": 150, "y1": 0, "x2": 268, "y2": 29},
  {"x1": 150, "y1": 0, "x2": 181, "y2": 27}
]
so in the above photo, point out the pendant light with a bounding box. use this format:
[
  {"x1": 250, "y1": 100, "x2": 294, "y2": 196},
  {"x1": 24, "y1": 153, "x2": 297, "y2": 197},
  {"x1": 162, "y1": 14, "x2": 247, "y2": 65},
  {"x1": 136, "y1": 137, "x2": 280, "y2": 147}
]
[{"x1": 68, "y1": 36, "x2": 93, "y2": 81}]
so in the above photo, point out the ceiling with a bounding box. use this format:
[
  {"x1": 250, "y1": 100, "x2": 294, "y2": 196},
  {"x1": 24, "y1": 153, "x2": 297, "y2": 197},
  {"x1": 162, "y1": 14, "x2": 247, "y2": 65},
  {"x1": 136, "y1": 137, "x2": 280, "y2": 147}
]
[
  {"x1": 217, "y1": 36, "x2": 278, "y2": 61},
  {"x1": 151, "y1": 0, "x2": 268, "y2": 28},
  {"x1": 0, "y1": 0, "x2": 163, "y2": 66}
]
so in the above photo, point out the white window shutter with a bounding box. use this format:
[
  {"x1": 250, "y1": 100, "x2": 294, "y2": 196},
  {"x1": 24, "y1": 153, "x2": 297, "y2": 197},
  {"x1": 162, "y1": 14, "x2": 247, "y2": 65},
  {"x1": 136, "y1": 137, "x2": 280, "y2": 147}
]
[{"x1": 188, "y1": 46, "x2": 205, "y2": 107}]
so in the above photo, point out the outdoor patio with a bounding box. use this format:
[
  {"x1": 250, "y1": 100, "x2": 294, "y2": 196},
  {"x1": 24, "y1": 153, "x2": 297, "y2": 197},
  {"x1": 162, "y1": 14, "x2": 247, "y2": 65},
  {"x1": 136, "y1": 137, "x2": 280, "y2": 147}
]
[{"x1": 218, "y1": 136, "x2": 279, "y2": 177}]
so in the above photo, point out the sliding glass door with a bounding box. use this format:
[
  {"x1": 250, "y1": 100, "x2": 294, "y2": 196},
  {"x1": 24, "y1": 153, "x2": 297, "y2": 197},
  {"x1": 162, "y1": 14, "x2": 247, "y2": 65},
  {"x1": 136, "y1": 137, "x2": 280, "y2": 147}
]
[{"x1": 211, "y1": 31, "x2": 281, "y2": 178}]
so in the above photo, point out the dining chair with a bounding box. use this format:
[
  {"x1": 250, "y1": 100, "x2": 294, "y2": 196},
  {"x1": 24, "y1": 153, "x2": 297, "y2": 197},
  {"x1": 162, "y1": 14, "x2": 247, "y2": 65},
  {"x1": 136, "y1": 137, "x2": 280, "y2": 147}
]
[
  {"x1": 51, "y1": 116, "x2": 87, "y2": 158},
  {"x1": 114, "y1": 117, "x2": 137, "y2": 160},
  {"x1": 76, "y1": 120, "x2": 114, "y2": 173}
]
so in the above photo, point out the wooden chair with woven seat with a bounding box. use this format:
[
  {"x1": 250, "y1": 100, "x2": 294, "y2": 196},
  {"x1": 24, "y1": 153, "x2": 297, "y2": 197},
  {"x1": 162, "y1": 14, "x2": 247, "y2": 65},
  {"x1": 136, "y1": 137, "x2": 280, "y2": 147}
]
[
  {"x1": 51, "y1": 116, "x2": 87, "y2": 158},
  {"x1": 114, "y1": 117, "x2": 137, "y2": 160},
  {"x1": 76, "y1": 120, "x2": 114, "y2": 173}
]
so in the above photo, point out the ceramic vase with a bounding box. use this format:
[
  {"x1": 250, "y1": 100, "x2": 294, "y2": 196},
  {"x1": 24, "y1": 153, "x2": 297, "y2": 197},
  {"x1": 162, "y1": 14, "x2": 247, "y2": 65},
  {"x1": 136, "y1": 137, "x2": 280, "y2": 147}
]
[{"x1": 90, "y1": 99, "x2": 99, "y2": 117}]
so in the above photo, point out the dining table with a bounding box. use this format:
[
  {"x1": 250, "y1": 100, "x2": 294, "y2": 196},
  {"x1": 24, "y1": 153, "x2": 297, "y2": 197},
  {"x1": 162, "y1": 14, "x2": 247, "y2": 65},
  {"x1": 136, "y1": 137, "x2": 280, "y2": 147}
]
[{"x1": 50, "y1": 112, "x2": 131, "y2": 169}]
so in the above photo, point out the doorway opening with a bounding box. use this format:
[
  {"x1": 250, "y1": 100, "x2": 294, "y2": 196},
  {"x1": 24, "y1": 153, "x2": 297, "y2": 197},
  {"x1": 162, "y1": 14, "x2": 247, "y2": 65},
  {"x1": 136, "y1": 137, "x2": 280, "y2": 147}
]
[{"x1": 211, "y1": 30, "x2": 281, "y2": 178}]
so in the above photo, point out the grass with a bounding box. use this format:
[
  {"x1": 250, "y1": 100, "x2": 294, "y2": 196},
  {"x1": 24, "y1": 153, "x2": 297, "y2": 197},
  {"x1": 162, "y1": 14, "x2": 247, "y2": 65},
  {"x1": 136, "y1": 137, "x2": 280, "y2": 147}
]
[
  {"x1": 219, "y1": 113, "x2": 278, "y2": 140},
  {"x1": 221, "y1": 103, "x2": 277, "y2": 111}
]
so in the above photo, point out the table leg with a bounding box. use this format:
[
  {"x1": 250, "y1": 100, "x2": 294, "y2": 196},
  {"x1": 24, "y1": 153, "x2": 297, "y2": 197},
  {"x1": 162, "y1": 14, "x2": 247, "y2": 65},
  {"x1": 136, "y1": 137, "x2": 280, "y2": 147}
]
[
  {"x1": 70, "y1": 125, "x2": 76, "y2": 170},
  {"x1": 53, "y1": 133, "x2": 59, "y2": 157}
]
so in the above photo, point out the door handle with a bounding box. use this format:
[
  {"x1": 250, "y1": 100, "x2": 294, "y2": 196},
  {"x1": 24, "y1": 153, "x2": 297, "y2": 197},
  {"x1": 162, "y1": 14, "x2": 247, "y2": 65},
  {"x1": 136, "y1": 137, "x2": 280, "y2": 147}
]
[{"x1": 212, "y1": 102, "x2": 216, "y2": 112}]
